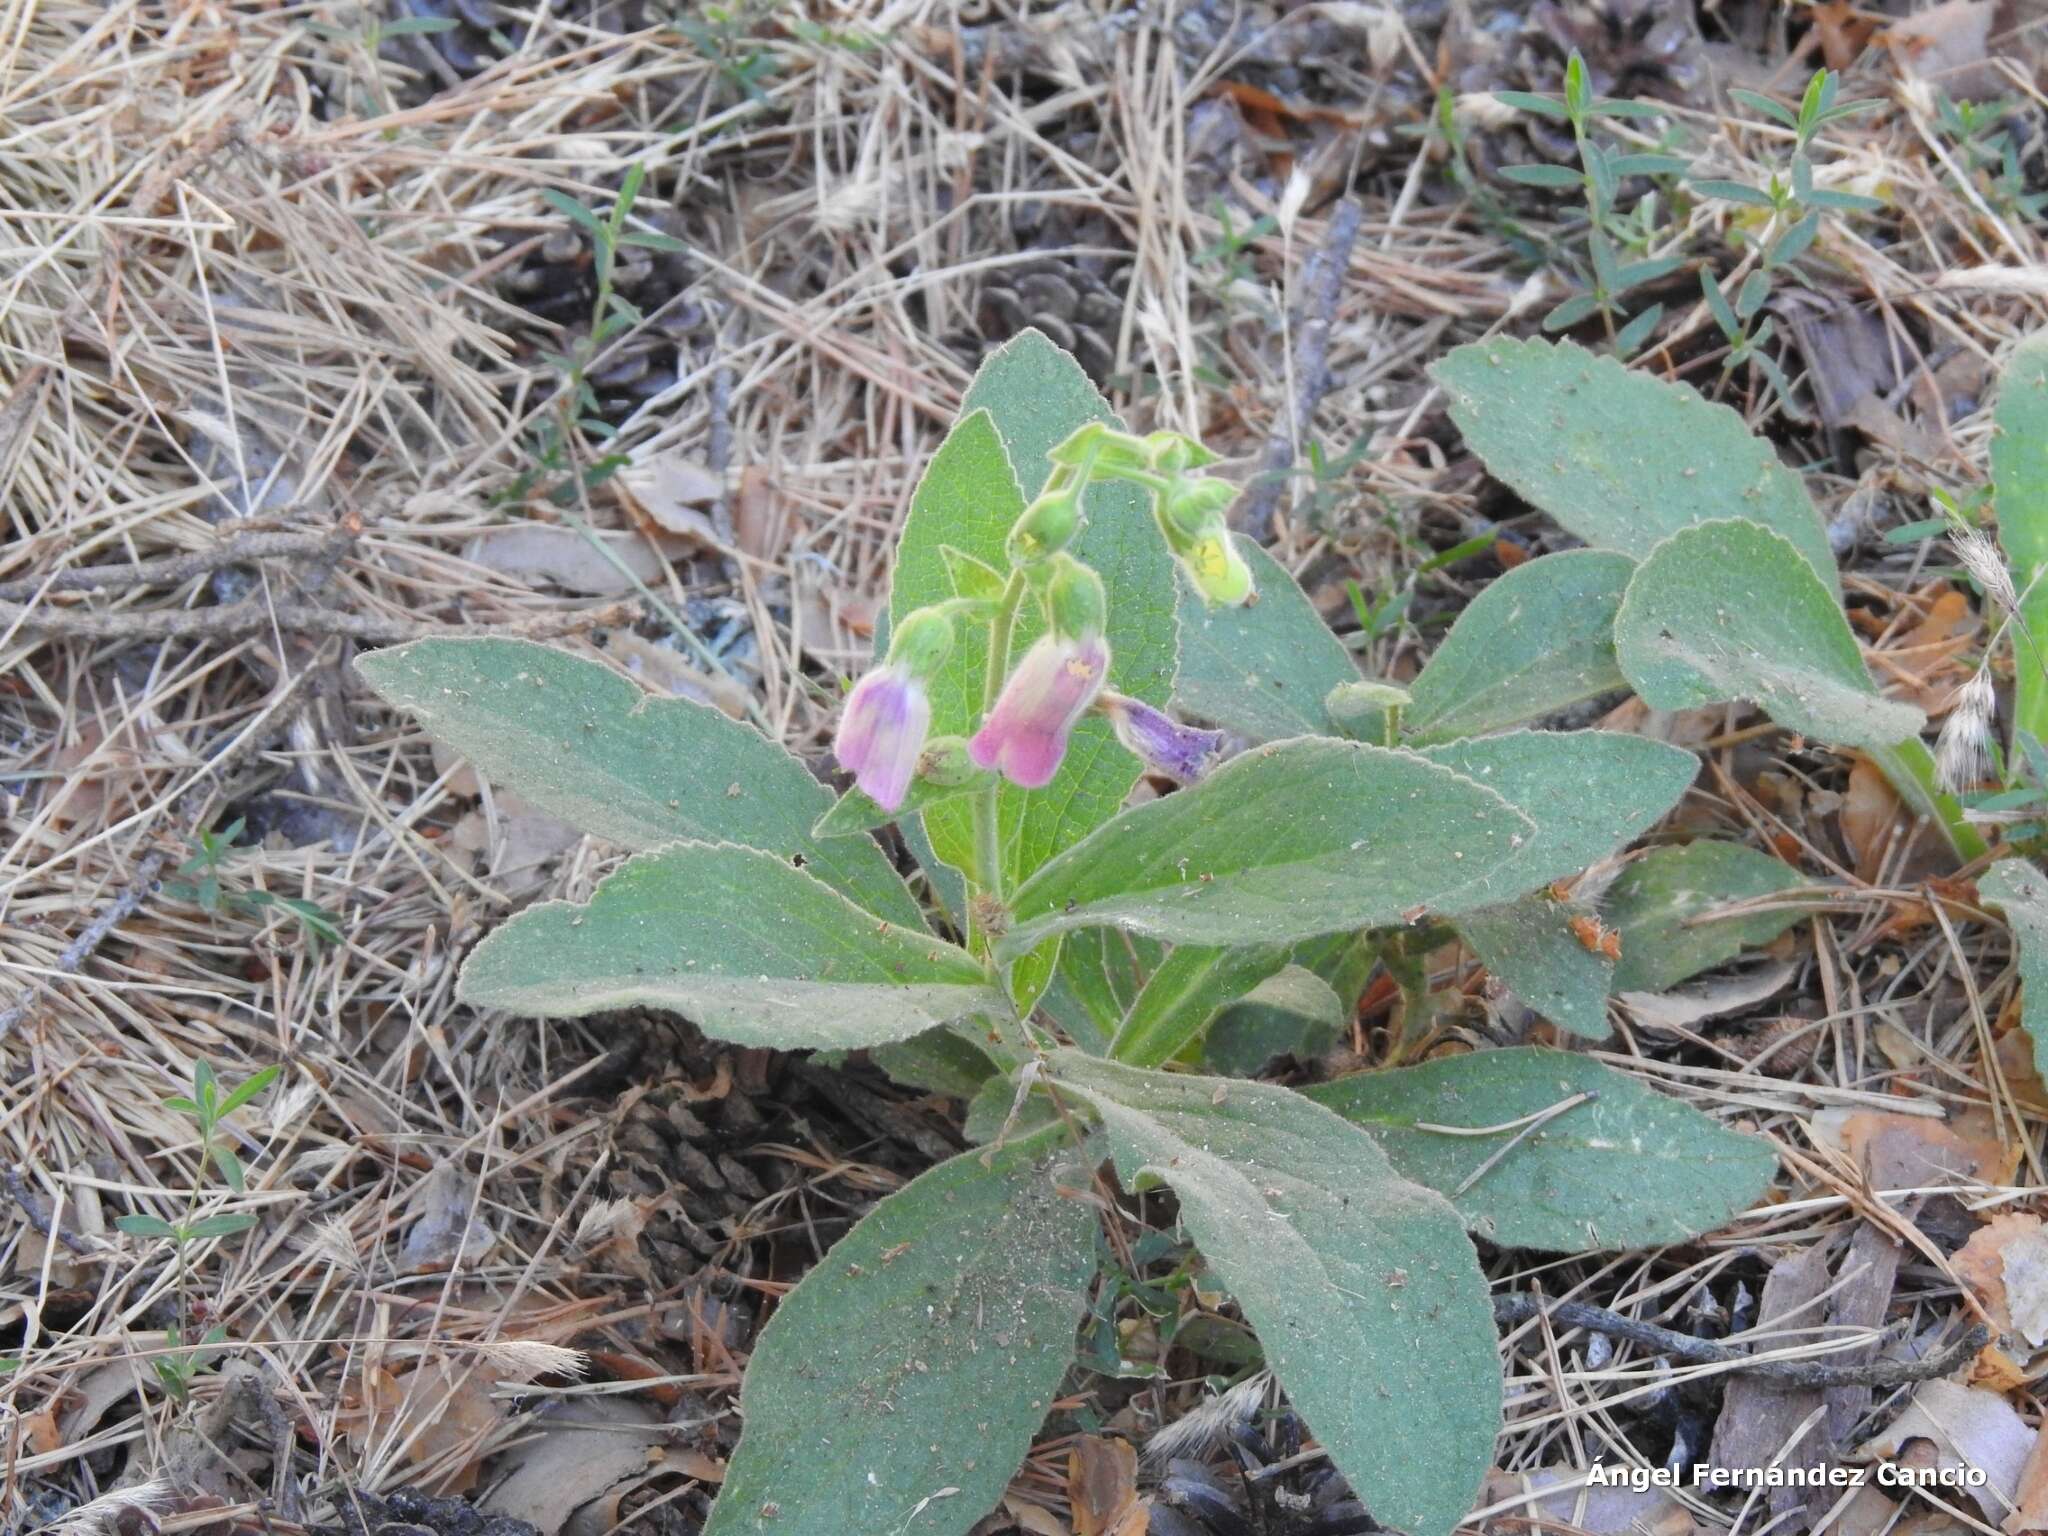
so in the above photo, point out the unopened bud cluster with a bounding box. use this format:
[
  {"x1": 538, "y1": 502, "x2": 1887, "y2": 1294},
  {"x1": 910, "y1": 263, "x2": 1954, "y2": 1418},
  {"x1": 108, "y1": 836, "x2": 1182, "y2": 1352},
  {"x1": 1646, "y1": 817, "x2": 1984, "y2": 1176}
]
[{"x1": 834, "y1": 425, "x2": 1253, "y2": 811}]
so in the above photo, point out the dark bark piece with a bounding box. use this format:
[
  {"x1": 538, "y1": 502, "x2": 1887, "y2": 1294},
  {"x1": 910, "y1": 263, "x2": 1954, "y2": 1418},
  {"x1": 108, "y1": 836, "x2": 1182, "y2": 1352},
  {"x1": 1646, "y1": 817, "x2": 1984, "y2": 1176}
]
[
  {"x1": 1804, "y1": 1222, "x2": 1905, "y2": 1524},
  {"x1": 1708, "y1": 1240, "x2": 1834, "y2": 1517}
]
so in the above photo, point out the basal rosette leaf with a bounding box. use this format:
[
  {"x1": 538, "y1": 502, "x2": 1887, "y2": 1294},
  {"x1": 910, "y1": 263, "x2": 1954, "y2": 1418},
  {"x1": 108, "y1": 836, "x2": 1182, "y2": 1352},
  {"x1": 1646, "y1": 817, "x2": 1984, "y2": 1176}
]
[
  {"x1": 458, "y1": 842, "x2": 1001, "y2": 1047},
  {"x1": 1055, "y1": 1053, "x2": 1499, "y2": 1536},
  {"x1": 356, "y1": 636, "x2": 921, "y2": 927},
  {"x1": 997, "y1": 739, "x2": 1537, "y2": 957},
  {"x1": 701, "y1": 1129, "x2": 1097, "y2": 1536},
  {"x1": 1306, "y1": 1047, "x2": 1777, "y2": 1250}
]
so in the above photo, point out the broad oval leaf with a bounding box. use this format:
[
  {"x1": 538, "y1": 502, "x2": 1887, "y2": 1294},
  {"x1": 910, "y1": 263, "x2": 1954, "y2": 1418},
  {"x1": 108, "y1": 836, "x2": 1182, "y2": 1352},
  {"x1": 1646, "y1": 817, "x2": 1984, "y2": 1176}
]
[
  {"x1": 1613, "y1": 518, "x2": 1924, "y2": 749},
  {"x1": 1172, "y1": 535, "x2": 1358, "y2": 741},
  {"x1": 458, "y1": 842, "x2": 1001, "y2": 1047},
  {"x1": 1432, "y1": 336, "x2": 1837, "y2": 585},
  {"x1": 1416, "y1": 729, "x2": 1699, "y2": 904},
  {"x1": 1304, "y1": 1047, "x2": 1777, "y2": 1250},
  {"x1": 1056, "y1": 1053, "x2": 1499, "y2": 1536},
  {"x1": 356, "y1": 637, "x2": 921, "y2": 927},
  {"x1": 1403, "y1": 551, "x2": 1634, "y2": 743},
  {"x1": 997, "y1": 739, "x2": 1537, "y2": 958},
  {"x1": 701, "y1": 1131, "x2": 1097, "y2": 1536},
  {"x1": 1453, "y1": 896, "x2": 1615, "y2": 1040},
  {"x1": 1981, "y1": 859, "x2": 2048, "y2": 1080},
  {"x1": 1604, "y1": 840, "x2": 1806, "y2": 993}
]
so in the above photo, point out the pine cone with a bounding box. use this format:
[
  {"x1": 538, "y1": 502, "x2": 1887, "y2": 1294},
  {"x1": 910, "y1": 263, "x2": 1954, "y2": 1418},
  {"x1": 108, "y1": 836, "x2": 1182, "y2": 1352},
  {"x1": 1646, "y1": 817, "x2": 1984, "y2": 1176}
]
[
  {"x1": 959, "y1": 202, "x2": 1132, "y2": 385},
  {"x1": 1451, "y1": 0, "x2": 1703, "y2": 192}
]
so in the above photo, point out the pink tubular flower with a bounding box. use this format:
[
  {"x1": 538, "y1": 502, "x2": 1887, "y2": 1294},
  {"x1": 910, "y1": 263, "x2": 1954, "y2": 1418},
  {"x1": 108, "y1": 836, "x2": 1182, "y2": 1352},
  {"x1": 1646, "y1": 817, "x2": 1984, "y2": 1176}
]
[
  {"x1": 834, "y1": 665, "x2": 931, "y2": 811},
  {"x1": 970, "y1": 633, "x2": 1112, "y2": 789}
]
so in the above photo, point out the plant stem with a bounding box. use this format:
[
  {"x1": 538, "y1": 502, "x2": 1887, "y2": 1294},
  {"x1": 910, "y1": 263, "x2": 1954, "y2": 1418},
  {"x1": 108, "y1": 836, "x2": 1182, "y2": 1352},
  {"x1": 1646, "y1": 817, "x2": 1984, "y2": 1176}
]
[{"x1": 969, "y1": 571, "x2": 1030, "y2": 960}]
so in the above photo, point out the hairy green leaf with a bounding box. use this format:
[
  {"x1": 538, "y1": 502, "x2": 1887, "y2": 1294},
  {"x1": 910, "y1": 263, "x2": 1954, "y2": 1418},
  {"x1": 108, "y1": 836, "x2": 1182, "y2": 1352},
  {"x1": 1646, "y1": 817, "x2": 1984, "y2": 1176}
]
[
  {"x1": 1416, "y1": 729, "x2": 1698, "y2": 904},
  {"x1": 1605, "y1": 841, "x2": 1806, "y2": 993},
  {"x1": 1108, "y1": 942, "x2": 1290, "y2": 1067},
  {"x1": 1056, "y1": 1054, "x2": 1498, "y2": 1536},
  {"x1": 356, "y1": 637, "x2": 919, "y2": 927},
  {"x1": 1454, "y1": 897, "x2": 1614, "y2": 1039},
  {"x1": 1614, "y1": 519, "x2": 1923, "y2": 747},
  {"x1": 1202, "y1": 965, "x2": 1348, "y2": 1076},
  {"x1": 1041, "y1": 930, "x2": 1164, "y2": 1056},
  {"x1": 1433, "y1": 337, "x2": 1836, "y2": 584},
  {"x1": 1172, "y1": 535, "x2": 1358, "y2": 740},
  {"x1": 1981, "y1": 860, "x2": 2048, "y2": 1081},
  {"x1": 1305, "y1": 1048, "x2": 1776, "y2": 1250},
  {"x1": 458, "y1": 843, "x2": 1000, "y2": 1046},
  {"x1": 1403, "y1": 551, "x2": 1634, "y2": 742},
  {"x1": 999, "y1": 740, "x2": 1536, "y2": 957},
  {"x1": 701, "y1": 1132, "x2": 1097, "y2": 1536}
]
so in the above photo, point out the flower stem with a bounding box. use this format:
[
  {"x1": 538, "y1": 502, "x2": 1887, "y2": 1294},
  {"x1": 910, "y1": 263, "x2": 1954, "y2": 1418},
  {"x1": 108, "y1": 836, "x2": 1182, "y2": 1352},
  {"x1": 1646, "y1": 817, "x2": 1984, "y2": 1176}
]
[{"x1": 969, "y1": 571, "x2": 1030, "y2": 959}]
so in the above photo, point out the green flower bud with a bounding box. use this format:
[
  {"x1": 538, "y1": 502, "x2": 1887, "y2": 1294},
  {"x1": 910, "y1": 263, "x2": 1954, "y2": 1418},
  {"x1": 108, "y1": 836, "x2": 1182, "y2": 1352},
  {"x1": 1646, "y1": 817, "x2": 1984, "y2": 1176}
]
[
  {"x1": 914, "y1": 734, "x2": 982, "y2": 788},
  {"x1": 1005, "y1": 483, "x2": 1082, "y2": 566},
  {"x1": 1325, "y1": 680, "x2": 1411, "y2": 742},
  {"x1": 1158, "y1": 475, "x2": 1237, "y2": 540},
  {"x1": 887, "y1": 605, "x2": 955, "y2": 679},
  {"x1": 1044, "y1": 554, "x2": 1108, "y2": 641},
  {"x1": 1181, "y1": 528, "x2": 1256, "y2": 607},
  {"x1": 1142, "y1": 432, "x2": 1220, "y2": 474}
]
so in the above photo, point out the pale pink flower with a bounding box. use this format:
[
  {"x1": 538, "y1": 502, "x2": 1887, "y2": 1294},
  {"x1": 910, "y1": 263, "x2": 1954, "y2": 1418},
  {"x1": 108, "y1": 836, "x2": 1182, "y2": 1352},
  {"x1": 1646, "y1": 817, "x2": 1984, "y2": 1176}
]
[
  {"x1": 969, "y1": 633, "x2": 1111, "y2": 789},
  {"x1": 834, "y1": 665, "x2": 930, "y2": 811}
]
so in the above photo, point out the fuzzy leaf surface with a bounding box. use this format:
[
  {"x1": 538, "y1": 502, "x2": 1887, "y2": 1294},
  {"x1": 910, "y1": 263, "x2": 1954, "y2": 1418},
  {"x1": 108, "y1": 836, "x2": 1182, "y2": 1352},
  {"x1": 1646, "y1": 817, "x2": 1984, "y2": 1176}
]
[
  {"x1": 1305, "y1": 1048, "x2": 1777, "y2": 1250},
  {"x1": 1108, "y1": 941, "x2": 1290, "y2": 1067},
  {"x1": 1055, "y1": 1054, "x2": 1498, "y2": 1536},
  {"x1": 999, "y1": 739, "x2": 1535, "y2": 956},
  {"x1": 356, "y1": 637, "x2": 920, "y2": 926},
  {"x1": 1453, "y1": 897, "x2": 1614, "y2": 1039},
  {"x1": 458, "y1": 843, "x2": 999, "y2": 1046},
  {"x1": 701, "y1": 1131, "x2": 1096, "y2": 1536},
  {"x1": 1433, "y1": 337, "x2": 1836, "y2": 584},
  {"x1": 1403, "y1": 551, "x2": 1634, "y2": 743},
  {"x1": 1613, "y1": 519, "x2": 1923, "y2": 748},
  {"x1": 1172, "y1": 535, "x2": 1356, "y2": 740},
  {"x1": 1604, "y1": 841, "x2": 1806, "y2": 993},
  {"x1": 1415, "y1": 730, "x2": 1698, "y2": 904}
]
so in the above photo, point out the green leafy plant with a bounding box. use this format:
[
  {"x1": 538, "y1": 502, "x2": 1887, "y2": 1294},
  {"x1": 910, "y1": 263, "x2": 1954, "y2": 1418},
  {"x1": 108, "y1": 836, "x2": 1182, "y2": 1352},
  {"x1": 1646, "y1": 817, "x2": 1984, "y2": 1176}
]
[
  {"x1": 504, "y1": 163, "x2": 690, "y2": 506},
  {"x1": 164, "y1": 818, "x2": 342, "y2": 950},
  {"x1": 114, "y1": 1060, "x2": 280, "y2": 1400},
  {"x1": 1692, "y1": 68, "x2": 1884, "y2": 398},
  {"x1": 1495, "y1": 52, "x2": 1691, "y2": 351},
  {"x1": 1932, "y1": 95, "x2": 2048, "y2": 223},
  {"x1": 360, "y1": 331, "x2": 1793, "y2": 1536}
]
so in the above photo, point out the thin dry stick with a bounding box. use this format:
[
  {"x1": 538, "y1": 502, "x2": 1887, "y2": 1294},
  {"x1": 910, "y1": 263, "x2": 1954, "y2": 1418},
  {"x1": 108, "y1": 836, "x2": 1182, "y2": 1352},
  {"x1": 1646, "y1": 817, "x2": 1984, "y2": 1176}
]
[
  {"x1": 0, "y1": 595, "x2": 635, "y2": 644},
  {"x1": 1494, "y1": 1295, "x2": 1987, "y2": 1390},
  {"x1": 0, "y1": 525, "x2": 355, "y2": 600},
  {"x1": 1238, "y1": 197, "x2": 1364, "y2": 544}
]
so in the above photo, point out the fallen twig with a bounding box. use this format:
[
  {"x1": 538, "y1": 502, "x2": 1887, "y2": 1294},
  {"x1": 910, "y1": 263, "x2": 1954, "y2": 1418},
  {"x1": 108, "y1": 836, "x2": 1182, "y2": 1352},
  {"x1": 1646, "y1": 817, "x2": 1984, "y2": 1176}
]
[
  {"x1": 1494, "y1": 1295, "x2": 1986, "y2": 1390},
  {"x1": 0, "y1": 595, "x2": 636, "y2": 644},
  {"x1": 0, "y1": 525, "x2": 356, "y2": 601},
  {"x1": 1238, "y1": 198, "x2": 1363, "y2": 544}
]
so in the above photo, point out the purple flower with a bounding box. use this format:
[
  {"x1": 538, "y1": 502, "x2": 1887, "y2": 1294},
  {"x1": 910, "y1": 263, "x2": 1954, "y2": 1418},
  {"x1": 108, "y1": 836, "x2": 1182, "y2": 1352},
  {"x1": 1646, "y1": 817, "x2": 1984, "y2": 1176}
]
[
  {"x1": 834, "y1": 665, "x2": 931, "y2": 811},
  {"x1": 970, "y1": 633, "x2": 1111, "y2": 789},
  {"x1": 1100, "y1": 693, "x2": 1229, "y2": 784}
]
